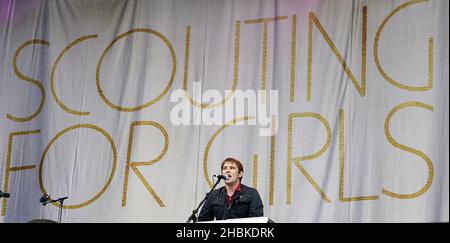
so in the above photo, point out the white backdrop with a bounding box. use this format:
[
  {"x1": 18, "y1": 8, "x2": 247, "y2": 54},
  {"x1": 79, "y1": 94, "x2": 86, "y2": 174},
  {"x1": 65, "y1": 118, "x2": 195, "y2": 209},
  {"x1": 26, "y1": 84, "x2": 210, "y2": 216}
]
[{"x1": 0, "y1": 0, "x2": 448, "y2": 222}]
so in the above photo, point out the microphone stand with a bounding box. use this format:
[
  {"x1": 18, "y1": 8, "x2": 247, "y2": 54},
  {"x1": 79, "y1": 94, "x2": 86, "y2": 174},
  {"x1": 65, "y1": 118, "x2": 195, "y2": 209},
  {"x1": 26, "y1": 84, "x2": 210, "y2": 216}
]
[
  {"x1": 43, "y1": 196, "x2": 68, "y2": 223},
  {"x1": 56, "y1": 197, "x2": 68, "y2": 223},
  {"x1": 186, "y1": 177, "x2": 223, "y2": 223}
]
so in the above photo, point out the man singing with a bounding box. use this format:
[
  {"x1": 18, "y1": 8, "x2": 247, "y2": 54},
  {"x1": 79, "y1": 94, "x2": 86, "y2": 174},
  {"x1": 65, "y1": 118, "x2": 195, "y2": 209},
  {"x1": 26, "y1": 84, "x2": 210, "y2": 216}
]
[{"x1": 198, "y1": 157, "x2": 264, "y2": 221}]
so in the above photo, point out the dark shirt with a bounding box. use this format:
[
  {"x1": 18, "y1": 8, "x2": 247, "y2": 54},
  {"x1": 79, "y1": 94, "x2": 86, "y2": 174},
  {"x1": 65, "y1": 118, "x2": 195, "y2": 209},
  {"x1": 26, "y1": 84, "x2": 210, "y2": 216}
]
[{"x1": 197, "y1": 184, "x2": 264, "y2": 221}]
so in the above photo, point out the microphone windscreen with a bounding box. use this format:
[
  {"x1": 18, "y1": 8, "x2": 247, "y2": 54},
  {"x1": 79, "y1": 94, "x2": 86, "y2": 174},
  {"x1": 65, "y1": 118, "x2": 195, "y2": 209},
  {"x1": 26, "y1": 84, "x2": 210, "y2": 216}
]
[
  {"x1": 218, "y1": 175, "x2": 230, "y2": 180},
  {"x1": 40, "y1": 194, "x2": 49, "y2": 203}
]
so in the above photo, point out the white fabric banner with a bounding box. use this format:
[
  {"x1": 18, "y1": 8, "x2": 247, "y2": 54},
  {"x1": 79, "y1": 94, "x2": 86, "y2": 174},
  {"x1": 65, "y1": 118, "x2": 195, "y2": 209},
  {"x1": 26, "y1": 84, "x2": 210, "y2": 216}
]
[{"x1": 0, "y1": 0, "x2": 448, "y2": 222}]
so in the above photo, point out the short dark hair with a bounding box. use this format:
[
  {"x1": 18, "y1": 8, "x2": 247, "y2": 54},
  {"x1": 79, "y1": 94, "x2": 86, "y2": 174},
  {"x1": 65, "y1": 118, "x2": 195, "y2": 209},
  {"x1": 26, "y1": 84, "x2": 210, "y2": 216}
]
[{"x1": 221, "y1": 157, "x2": 243, "y2": 181}]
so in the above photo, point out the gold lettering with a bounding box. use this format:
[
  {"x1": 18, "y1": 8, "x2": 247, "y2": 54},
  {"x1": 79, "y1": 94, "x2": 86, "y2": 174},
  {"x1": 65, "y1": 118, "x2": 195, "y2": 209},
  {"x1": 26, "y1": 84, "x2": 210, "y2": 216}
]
[
  {"x1": 269, "y1": 134, "x2": 275, "y2": 206},
  {"x1": 183, "y1": 22, "x2": 241, "y2": 109},
  {"x1": 7, "y1": 40, "x2": 49, "y2": 122},
  {"x1": 307, "y1": 7, "x2": 367, "y2": 101},
  {"x1": 253, "y1": 154, "x2": 258, "y2": 189},
  {"x1": 122, "y1": 121, "x2": 169, "y2": 207},
  {"x1": 245, "y1": 16, "x2": 288, "y2": 103},
  {"x1": 374, "y1": 0, "x2": 432, "y2": 91},
  {"x1": 39, "y1": 124, "x2": 117, "y2": 209},
  {"x1": 383, "y1": 101, "x2": 434, "y2": 199},
  {"x1": 287, "y1": 113, "x2": 332, "y2": 204},
  {"x1": 1, "y1": 130, "x2": 40, "y2": 216},
  {"x1": 96, "y1": 29, "x2": 176, "y2": 112},
  {"x1": 290, "y1": 15, "x2": 297, "y2": 102},
  {"x1": 203, "y1": 117, "x2": 255, "y2": 188},
  {"x1": 51, "y1": 35, "x2": 97, "y2": 115},
  {"x1": 339, "y1": 109, "x2": 379, "y2": 202}
]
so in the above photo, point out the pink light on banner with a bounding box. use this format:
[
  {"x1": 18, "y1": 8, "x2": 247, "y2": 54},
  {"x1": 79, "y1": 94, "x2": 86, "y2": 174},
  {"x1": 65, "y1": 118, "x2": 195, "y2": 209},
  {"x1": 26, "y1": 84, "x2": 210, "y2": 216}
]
[
  {"x1": 0, "y1": 0, "x2": 13, "y2": 24},
  {"x1": 0, "y1": 0, "x2": 40, "y2": 25}
]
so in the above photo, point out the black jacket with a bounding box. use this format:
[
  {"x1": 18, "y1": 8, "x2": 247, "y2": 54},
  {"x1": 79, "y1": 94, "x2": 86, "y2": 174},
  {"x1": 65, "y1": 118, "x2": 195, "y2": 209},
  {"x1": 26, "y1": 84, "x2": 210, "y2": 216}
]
[{"x1": 197, "y1": 184, "x2": 263, "y2": 221}]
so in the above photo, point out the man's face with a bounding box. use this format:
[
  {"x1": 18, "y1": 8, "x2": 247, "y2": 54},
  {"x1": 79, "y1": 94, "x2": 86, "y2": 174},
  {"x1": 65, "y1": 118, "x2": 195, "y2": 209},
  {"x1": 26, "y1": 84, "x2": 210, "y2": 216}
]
[{"x1": 222, "y1": 161, "x2": 242, "y2": 185}]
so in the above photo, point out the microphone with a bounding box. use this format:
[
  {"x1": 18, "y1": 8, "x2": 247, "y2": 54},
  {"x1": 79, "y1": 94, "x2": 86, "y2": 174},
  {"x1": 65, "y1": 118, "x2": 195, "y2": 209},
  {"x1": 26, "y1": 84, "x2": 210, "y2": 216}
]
[
  {"x1": 40, "y1": 194, "x2": 50, "y2": 206},
  {"x1": 56, "y1": 197, "x2": 68, "y2": 202},
  {"x1": 0, "y1": 190, "x2": 10, "y2": 198},
  {"x1": 215, "y1": 175, "x2": 229, "y2": 181}
]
